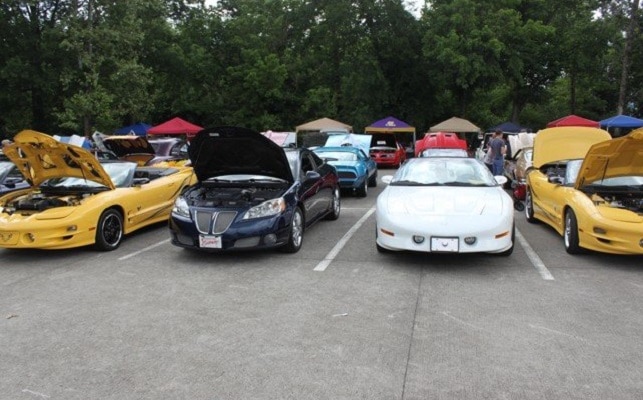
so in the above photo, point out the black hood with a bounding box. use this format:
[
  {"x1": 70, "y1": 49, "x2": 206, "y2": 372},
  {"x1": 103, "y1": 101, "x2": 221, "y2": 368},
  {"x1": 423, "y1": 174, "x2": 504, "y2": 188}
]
[{"x1": 189, "y1": 126, "x2": 294, "y2": 183}]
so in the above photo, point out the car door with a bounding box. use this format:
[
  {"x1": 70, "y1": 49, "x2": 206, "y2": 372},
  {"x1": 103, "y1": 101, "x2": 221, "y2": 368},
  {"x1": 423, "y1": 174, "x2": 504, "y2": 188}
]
[
  {"x1": 533, "y1": 163, "x2": 567, "y2": 228},
  {"x1": 298, "y1": 151, "x2": 324, "y2": 220}
]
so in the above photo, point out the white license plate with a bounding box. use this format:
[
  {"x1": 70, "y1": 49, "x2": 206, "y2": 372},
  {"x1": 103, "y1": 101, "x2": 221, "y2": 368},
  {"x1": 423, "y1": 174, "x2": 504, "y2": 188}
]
[
  {"x1": 199, "y1": 235, "x2": 222, "y2": 248},
  {"x1": 430, "y1": 237, "x2": 459, "y2": 252}
]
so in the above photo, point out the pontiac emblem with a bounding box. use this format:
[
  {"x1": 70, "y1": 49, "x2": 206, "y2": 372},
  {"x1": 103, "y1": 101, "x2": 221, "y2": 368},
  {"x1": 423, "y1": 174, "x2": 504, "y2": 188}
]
[{"x1": 0, "y1": 233, "x2": 14, "y2": 242}]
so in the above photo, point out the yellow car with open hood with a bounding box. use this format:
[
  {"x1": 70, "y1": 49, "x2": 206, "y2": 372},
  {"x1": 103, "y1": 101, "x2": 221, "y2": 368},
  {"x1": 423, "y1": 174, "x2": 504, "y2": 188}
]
[
  {"x1": 0, "y1": 130, "x2": 196, "y2": 250},
  {"x1": 525, "y1": 126, "x2": 642, "y2": 255}
]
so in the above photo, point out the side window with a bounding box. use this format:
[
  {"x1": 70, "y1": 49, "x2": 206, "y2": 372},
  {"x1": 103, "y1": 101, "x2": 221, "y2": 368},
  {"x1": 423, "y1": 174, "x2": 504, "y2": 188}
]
[
  {"x1": 310, "y1": 152, "x2": 323, "y2": 169},
  {"x1": 301, "y1": 153, "x2": 314, "y2": 173},
  {"x1": 8, "y1": 166, "x2": 24, "y2": 179}
]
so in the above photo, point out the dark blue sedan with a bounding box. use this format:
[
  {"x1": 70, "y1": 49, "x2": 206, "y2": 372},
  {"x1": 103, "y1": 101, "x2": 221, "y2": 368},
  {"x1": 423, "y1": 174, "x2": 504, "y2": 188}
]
[
  {"x1": 169, "y1": 126, "x2": 341, "y2": 253},
  {"x1": 313, "y1": 146, "x2": 377, "y2": 197}
]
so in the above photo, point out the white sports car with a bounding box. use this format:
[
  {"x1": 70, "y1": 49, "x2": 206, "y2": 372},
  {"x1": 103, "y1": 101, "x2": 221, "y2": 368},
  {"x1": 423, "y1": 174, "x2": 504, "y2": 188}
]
[{"x1": 375, "y1": 157, "x2": 515, "y2": 255}]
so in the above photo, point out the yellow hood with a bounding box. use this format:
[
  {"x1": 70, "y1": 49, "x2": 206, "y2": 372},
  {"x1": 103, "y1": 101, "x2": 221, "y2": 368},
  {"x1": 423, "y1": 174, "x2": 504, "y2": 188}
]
[
  {"x1": 576, "y1": 128, "x2": 643, "y2": 187},
  {"x1": 3, "y1": 130, "x2": 115, "y2": 189},
  {"x1": 532, "y1": 127, "x2": 611, "y2": 168}
]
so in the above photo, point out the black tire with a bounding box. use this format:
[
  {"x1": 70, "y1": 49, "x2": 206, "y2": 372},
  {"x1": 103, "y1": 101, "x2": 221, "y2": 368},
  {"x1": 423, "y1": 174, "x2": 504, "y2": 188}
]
[
  {"x1": 356, "y1": 178, "x2": 368, "y2": 197},
  {"x1": 324, "y1": 187, "x2": 341, "y2": 220},
  {"x1": 513, "y1": 199, "x2": 525, "y2": 211},
  {"x1": 525, "y1": 188, "x2": 536, "y2": 223},
  {"x1": 94, "y1": 209, "x2": 124, "y2": 251},
  {"x1": 280, "y1": 207, "x2": 304, "y2": 253},
  {"x1": 564, "y1": 209, "x2": 584, "y2": 254},
  {"x1": 497, "y1": 224, "x2": 515, "y2": 256},
  {"x1": 368, "y1": 171, "x2": 378, "y2": 187}
]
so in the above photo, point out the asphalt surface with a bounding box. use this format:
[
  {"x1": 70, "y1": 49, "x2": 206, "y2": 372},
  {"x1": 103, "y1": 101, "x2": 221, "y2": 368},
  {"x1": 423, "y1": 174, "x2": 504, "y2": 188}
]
[{"x1": 1, "y1": 170, "x2": 642, "y2": 400}]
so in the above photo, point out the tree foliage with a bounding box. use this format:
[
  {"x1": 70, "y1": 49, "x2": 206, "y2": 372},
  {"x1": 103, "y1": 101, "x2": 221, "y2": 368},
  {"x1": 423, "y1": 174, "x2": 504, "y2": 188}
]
[{"x1": 0, "y1": 0, "x2": 640, "y2": 139}]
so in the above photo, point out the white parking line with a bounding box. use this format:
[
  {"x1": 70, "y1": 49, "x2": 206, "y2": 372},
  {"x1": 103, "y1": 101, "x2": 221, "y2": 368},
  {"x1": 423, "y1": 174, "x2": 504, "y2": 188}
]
[
  {"x1": 119, "y1": 239, "x2": 170, "y2": 261},
  {"x1": 314, "y1": 206, "x2": 376, "y2": 272},
  {"x1": 516, "y1": 228, "x2": 555, "y2": 280}
]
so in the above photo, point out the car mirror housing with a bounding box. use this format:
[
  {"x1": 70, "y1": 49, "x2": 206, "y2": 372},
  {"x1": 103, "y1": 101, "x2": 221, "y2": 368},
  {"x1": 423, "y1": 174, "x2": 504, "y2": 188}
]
[
  {"x1": 548, "y1": 176, "x2": 564, "y2": 185},
  {"x1": 305, "y1": 170, "x2": 321, "y2": 181}
]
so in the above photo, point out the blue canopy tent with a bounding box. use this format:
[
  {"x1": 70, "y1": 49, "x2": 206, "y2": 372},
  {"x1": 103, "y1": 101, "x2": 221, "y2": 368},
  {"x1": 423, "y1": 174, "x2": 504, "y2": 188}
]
[
  {"x1": 489, "y1": 121, "x2": 525, "y2": 133},
  {"x1": 114, "y1": 122, "x2": 151, "y2": 136},
  {"x1": 599, "y1": 115, "x2": 643, "y2": 129}
]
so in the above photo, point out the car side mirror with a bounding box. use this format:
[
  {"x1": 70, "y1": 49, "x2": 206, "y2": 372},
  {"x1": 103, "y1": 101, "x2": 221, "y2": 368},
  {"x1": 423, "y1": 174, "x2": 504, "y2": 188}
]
[
  {"x1": 547, "y1": 176, "x2": 564, "y2": 185},
  {"x1": 304, "y1": 170, "x2": 321, "y2": 181},
  {"x1": 381, "y1": 175, "x2": 394, "y2": 184},
  {"x1": 494, "y1": 176, "x2": 508, "y2": 186},
  {"x1": 132, "y1": 177, "x2": 150, "y2": 186}
]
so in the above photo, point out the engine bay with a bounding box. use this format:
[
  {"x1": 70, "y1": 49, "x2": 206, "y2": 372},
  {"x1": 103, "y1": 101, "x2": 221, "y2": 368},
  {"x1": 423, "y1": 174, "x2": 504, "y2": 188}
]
[
  {"x1": 1, "y1": 192, "x2": 83, "y2": 214},
  {"x1": 592, "y1": 192, "x2": 643, "y2": 214},
  {"x1": 183, "y1": 183, "x2": 287, "y2": 208}
]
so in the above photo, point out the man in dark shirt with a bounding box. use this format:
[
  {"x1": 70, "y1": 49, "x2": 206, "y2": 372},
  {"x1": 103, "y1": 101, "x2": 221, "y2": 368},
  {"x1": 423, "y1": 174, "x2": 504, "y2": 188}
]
[{"x1": 488, "y1": 130, "x2": 506, "y2": 175}]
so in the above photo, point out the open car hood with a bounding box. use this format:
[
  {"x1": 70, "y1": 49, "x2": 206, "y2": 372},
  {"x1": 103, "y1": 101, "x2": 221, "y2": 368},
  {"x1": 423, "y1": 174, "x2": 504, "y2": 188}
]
[
  {"x1": 188, "y1": 126, "x2": 294, "y2": 183},
  {"x1": 103, "y1": 135, "x2": 155, "y2": 154},
  {"x1": 576, "y1": 128, "x2": 643, "y2": 188},
  {"x1": 3, "y1": 130, "x2": 114, "y2": 189},
  {"x1": 532, "y1": 127, "x2": 611, "y2": 168}
]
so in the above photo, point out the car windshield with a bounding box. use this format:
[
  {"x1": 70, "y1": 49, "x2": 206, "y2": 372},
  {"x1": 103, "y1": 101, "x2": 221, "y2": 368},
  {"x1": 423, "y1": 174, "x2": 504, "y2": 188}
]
[
  {"x1": 285, "y1": 150, "x2": 299, "y2": 177},
  {"x1": 0, "y1": 161, "x2": 14, "y2": 176},
  {"x1": 314, "y1": 151, "x2": 358, "y2": 161},
  {"x1": 420, "y1": 148, "x2": 468, "y2": 158},
  {"x1": 391, "y1": 158, "x2": 497, "y2": 187},
  {"x1": 40, "y1": 162, "x2": 136, "y2": 189}
]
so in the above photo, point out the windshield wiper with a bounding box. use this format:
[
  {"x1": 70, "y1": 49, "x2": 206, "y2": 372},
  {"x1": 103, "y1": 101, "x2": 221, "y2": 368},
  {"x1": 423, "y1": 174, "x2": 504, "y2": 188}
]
[
  {"x1": 445, "y1": 181, "x2": 490, "y2": 187},
  {"x1": 391, "y1": 180, "x2": 428, "y2": 186}
]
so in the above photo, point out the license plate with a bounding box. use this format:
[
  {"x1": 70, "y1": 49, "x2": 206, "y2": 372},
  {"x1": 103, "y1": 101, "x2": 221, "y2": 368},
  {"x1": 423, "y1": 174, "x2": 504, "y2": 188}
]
[
  {"x1": 430, "y1": 237, "x2": 459, "y2": 252},
  {"x1": 199, "y1": 235, "x2": 222, "y2": 248}
]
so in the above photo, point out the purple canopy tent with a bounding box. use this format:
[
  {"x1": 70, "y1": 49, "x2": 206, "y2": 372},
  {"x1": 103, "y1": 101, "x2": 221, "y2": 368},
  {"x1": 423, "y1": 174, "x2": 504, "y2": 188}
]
[{"x1": 365, "y1": 116, "x2": 416, "y2": 156}]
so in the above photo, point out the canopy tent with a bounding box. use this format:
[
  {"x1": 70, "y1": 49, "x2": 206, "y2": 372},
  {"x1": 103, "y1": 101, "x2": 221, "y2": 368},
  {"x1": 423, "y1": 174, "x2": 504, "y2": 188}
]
[
  {"x1": 295, "y1": 117, "x2": 352, "y2": 132},
  {"x1": 489, "y1": 121, "x2": 524, "y2": 133},
  {"x1": 599, "y1": 114, "x2": 643, "y2": 129},
  {"x1": 365, "y1": 116, "x2": 416, "y2": 156},
  {"x1": 546, "y1": 114, "x2": 599, "y2": 128},
  {"x1": 147, "y1": 117, "x2": 203, "y2": 138},
  {"x1": 365, "y1": 116, "x2": 415, "y2": 133},
  {"x1": 114, "y1": 122, "x2": 151, "y2": 137},
  {"x1": 430, "y1": 116, "x2": 480, "y2": 132}
]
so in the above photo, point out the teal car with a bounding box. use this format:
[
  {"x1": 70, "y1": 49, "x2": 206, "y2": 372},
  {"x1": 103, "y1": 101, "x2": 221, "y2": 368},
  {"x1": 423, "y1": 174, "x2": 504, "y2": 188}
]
[{"x1": 314, "y1": 146, "x2": 377, "y2": 197}]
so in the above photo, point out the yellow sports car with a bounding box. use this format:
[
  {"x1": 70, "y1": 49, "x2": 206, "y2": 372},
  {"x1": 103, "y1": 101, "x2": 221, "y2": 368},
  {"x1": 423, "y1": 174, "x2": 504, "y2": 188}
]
[
  {"x1": 0, "y1": 130, "x2": 197, "y2": 251},
  {"x1": 525, "y1": 127, "x2": 642, "y2": 255}
]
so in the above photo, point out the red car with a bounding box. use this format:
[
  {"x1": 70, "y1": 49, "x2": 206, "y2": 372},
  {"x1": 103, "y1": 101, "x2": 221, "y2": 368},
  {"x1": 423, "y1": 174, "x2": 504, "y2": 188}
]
[
  {"x1": 414, "y1": 131, "x2": 468, "y2": 157},
  {"x1": 369, "y1": 134, "x2": 406, "y2": 167}
]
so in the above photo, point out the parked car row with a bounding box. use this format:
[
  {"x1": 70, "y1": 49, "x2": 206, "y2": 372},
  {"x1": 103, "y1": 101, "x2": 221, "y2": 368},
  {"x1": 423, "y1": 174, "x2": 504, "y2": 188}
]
[{"x1": 1, "y1": 126, "x2": 640, "y2": 256}]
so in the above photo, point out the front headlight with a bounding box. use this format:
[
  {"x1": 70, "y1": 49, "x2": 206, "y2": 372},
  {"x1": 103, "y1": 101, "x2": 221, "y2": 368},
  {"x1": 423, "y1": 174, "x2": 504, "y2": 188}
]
[
  {"x1": 172, "y1": 197, "x2": 190, "y2": 217},
  {"x1": 243, "y1": 198, "x2": 286, "y2": 220}
]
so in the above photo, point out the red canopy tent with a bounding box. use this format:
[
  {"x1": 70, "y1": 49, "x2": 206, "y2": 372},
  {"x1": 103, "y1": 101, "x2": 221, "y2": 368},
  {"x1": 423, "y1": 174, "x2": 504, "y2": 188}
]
[
  {"x1": 147, "y1": 117, "x2": 203, "y2": 139},
  {"x1": 546, "y1": 114, "x2": 599, "y2": 128}
]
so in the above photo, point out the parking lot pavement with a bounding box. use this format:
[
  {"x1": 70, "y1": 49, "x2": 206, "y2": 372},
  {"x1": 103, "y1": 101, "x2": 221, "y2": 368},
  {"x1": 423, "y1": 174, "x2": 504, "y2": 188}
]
[{"x1": 1, "y1": 180, "x2": 642, "y2": 399}]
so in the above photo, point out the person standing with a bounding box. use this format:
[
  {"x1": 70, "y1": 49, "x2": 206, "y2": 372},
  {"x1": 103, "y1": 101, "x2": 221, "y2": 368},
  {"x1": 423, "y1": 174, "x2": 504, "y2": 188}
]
[{"x1": 488, "y1": 130, "x2": 506, "y2": 176}]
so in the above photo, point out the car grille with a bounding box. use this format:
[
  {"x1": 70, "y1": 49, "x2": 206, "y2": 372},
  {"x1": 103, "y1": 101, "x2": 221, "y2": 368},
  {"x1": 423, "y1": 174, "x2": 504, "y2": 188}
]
[
  {"x1": 338, "y1": 171, "x2": 357, "y2": 179},
  {"x1": 194, "y1": 210, "x2": 237, "y2": 234}
]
